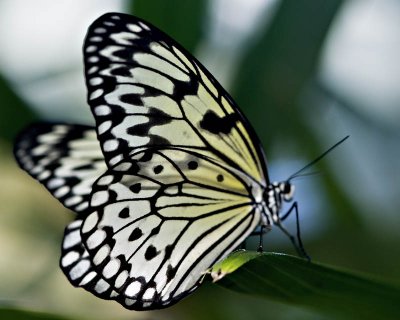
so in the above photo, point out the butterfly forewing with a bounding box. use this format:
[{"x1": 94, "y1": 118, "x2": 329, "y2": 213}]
[
  {"x1": 80, "y1": 148, "x2": 261, "y2": 309},
  {"x1": 84, "y1": 13, "x2": 267, "y2": 186},
  {"x1": 14, "y1": 123, "x2": 107, "y2": 214}
]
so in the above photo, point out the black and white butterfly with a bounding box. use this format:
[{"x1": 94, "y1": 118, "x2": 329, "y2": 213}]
[{"x1": 14, "y1": 12, "x2": 309, "y2": 310}]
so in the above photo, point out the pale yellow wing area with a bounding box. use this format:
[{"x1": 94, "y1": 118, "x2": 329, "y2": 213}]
[{"x1": 84, "y1": 13, "x2": 267, "y2": 186}]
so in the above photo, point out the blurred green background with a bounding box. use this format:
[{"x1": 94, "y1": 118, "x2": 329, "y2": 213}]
[{"x1": 1, "y1": 0, "x2": 399, "y2": 319}]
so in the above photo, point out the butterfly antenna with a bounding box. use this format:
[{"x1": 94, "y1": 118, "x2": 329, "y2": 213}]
[
  {"x1": 290, "y1": 170, "x2": 321, "y2": 181},
  {"x1": 288, "y1": 135, "x2": 349, "y2": 181}
]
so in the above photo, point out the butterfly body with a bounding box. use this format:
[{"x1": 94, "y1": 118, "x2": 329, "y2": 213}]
[{"x1": 14, "y1": 13, "x2": 301, "y2": 310}]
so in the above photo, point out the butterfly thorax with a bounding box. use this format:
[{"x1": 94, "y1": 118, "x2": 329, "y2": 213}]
[{"x1": 263, "y1": 181, "x2": 295, "y2": 224}]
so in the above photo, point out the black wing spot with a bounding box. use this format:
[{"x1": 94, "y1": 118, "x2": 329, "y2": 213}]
[
  {"x1": 166, "y1": 264, "x2": 176, "y2": 283},
  {"x1": 111, "y1": 66, "x2": 132, "y2": 76},
  {"x1": 139, "y1": 151, "x2": 153, "y2": 162},
  {"x1": 129, "y1": 182, "x2": 141, "y2": 193},
  {"x1": 128, "y1": 228, "x2": 143, "y2": 241},
  {"x1": 120, "y1": 93, "x2": 142, "y2": 105},
  {"x1": 188, "y1": 161, "x2": 198, "y2": 170},
  {"x1": 74, "y1": 163, "x2": 94, "y2": 170},
  {"x1": 217, "y1": 174, "x2": 224, "y2": 182},
  {"x1": 113, "y1": 48, "x2": 131, "y2": 59},
  {"x1": 127, "y1": 109, "x2": 172, "y2": 137},
  {"x1": 150, "y1": 225, "x2": 161, "y2": 236},
  {"x1": 148, "y1": 134, "x2": 170, "y2": 145},
  {"x1": 119, "y1": 207, "x2": 130, "y2": 218},
  {"x1": 144, "y1": 245, "x2": 159, "y2": 260},
  {"x1": 199, "y1": 110, "x2": 238, "y2": 134},
  {"x1": 164, "y1": 244, "x2": 173, "y2": 259},
  {"x1": 153, "y1": 165, "x2": 163, "y2": 174}
]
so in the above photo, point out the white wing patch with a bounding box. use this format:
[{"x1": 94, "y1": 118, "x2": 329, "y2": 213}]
[
  {"x1": 14, "y1": 123, "x2": 107, "y2": 214},
  {"x1": 79, "y1": 148, "x2": 261, "y2": 309}
]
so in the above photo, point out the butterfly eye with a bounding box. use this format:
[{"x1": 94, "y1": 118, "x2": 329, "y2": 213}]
[{"x1": 281, "y1": 182, "x2": 294, "y2": 201}]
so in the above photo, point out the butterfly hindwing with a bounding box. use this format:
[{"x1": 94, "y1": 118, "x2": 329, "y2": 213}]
[
  {"x1": 60, "y1": 219, "x2": 123, "y2": 301},
  {"x1": 14, "y1": 123, "x2": 106, "y2": 214},
  {"x1": 84, "y1": 13, "x2": 267, "y2": 185},
  {"x1": 79, "y1": 148, "x2": 261, "y2": 309}
]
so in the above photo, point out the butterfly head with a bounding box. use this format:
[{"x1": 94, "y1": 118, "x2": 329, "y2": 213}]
[
  {"x1": 263, "y1": 181, "x2": 295, "y2": 220},
  {"x1": 278, "y1": 181, "x2": 295, "y2": 202}
]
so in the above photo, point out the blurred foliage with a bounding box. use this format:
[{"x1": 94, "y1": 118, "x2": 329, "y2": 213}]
[
  {"x1": 231, "y1": 0, "x2": 360, "y2": 226},
  {"x1": 0, "y1": 308, "x2": 73, "y2": 320},
  {"x1": 0, "y1": 74, "x2": 37, "y2": 143},
  {"x1": 130, "y1": 0, "x2": 207, "y2": 53},
  {"x1": 233, "y1": 1, "x2": 343, "y2": 137},
  {"x1": 215, "y1": 252, "x2": 400, "y2": 320},
  {"x1": 1, "y1": 0, "x2": 400, "y2": 319}
]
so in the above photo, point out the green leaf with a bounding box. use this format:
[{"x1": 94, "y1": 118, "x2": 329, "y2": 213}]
[
  {"x1": 206, "y1": 250, "x2": 261, "y2": 282},
  {"x1": 213, "y1": 251, "x2": 400, "y2": 320},
  {"x1": 0, "y1": 307, "x2": 73, "y2": 320}
]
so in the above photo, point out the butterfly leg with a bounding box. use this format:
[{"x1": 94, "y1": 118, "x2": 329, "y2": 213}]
[
  {"x1": 257, "y1": 225, "x2": 265, "y2": 252},
  {"x1": 276, "y1": 202, "x2": 311, "y2": 261},
  {"x1": 240, "y1": 225, "x2": 268, "y2": 250},
  {"x1": 243, "y1": 224, "x2": 271, "y2": 252},
  {"x1": 256, "y1": 224, "x2": 271, "y2": 253}
]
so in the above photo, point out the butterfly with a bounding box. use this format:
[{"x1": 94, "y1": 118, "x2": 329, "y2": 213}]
[{"x1": 13, "y1": 12, "x2": 309, "y2": 310}]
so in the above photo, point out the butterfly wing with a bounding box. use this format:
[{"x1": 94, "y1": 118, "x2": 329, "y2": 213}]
[
  {"x1": 14, "y1": 12, "x2": 270, "y2": 310},
  {"x1": 14, "y1": 123, "x2": 122, "y2": 302},
  {"x1": 80, "y1": 148, "x2": 261, "y2": 309},
  {"x1": 84, "y1": 12, "x2": 268, "y2": 186},
  {"x1": 75, "y1": 12, "x2": 270, "y2": 309},
  {"x1": 14, "y1": 123, "x2": 107, "y2": 214}
]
